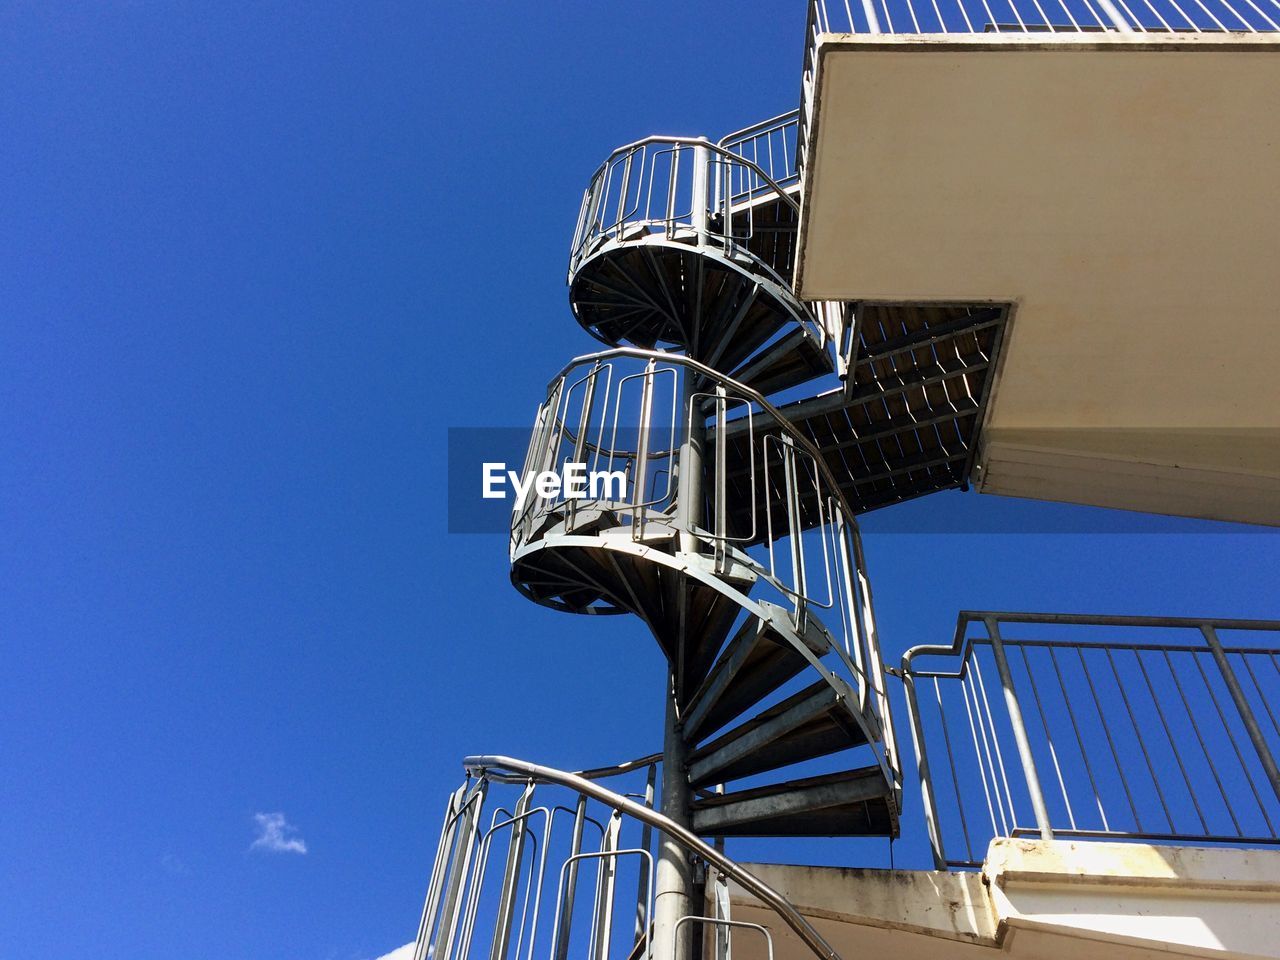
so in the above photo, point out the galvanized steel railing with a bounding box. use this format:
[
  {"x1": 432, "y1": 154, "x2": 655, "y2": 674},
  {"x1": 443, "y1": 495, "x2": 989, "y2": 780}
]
[
  {"x1": 901, "y1": 612, "x2": 1280, "y2": 868},
  {"x1": 797, "y1": 0, "x2": 1280, "y2": 173},
  {"x1": 568, "y1": 134, "x2": 801, "y2": 286},
  {"x1": 510, "y1": 349, "x2": 898, "y2": 755},
  {"x1": 414, "y1": 755, "x2": 838, "y2": 960},
  {"x1": 716, "y1": 112, "x2": 801, "y2": 195},
  {"x1": 805, "y1": 0, "x2": 1279, "y2": 39}
]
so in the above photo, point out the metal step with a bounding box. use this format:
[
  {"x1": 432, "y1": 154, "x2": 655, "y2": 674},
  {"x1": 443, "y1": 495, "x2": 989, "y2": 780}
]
[
  {"x1": 569, "y1": 241, "x2": 828, "y2": 398},
  {"x1": 511, "y1": 534, "x2": 761, "y2": 672},
  {"x1": 709, "y1": 303, "x2": 1009, "y2": 531},
  {"x1": 724, "y1": 326, "x2": 831, "y2": 398},
  {"x1": 691, "y1": 767, "x2": 895, "y2": 838},
  {"x1": 681, "y1": 603, "x2": 829, "y2": 741},
  {"x1": 687, "y1": 681, "x2": 869, "y2": 787},
  {"x1": 726, "y1": 193, "x2": 799, "y2": 287}
]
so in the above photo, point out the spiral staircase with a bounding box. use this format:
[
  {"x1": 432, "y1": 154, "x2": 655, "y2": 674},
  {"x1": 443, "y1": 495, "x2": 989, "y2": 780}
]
[
  {"x1": 414, "y1": 111, "x2": 1011, "y2": 960},
  {"x1": 510, "y1": 349, "x2": 901, "y2": 839}
]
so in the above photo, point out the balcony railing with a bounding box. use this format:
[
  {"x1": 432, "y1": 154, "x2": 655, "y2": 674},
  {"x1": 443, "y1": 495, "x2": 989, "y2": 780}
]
[
  {"x1": 797, "y1": 0, "x2": 1280, "y2": 173},
  {"x1": 901, "y1": 612, "x2": 1280, "y2": 868}
]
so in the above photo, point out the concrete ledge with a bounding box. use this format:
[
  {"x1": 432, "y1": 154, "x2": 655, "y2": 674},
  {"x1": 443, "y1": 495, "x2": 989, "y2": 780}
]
[
  {"x1": 721, "y1": 842, "x2": 1280, "y2": 960},
  {"x1": 732, "y1": 862, "x2": 997, "y2": 944},
  {"x1": 985, "y1": 839, "x2": 1280, "y2": 957},
  {"x1": 986, "y1": 837, "x2": 1280, "y2": 896}
]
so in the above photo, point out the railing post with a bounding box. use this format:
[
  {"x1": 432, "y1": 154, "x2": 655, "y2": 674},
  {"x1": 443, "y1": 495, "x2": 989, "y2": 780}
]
[
  {"x1": 900, "y1": 665, "x2": 947, "y2": 870},
  {"x1": 1094, "y1": 0, "x2": 1135, "y2": 31},
  {"x1": 677, "y1": 369, "x2": 705, "y2": 555},
  {"x1": 553, "y1": 794, "x2": 588, "y2": 960},
  {"x1": 691, "y1": 143, "x2": 710, "y2": 246},
  {"x1": 852, "y1": 527, "x2": 898, "y2": 785},
  {"x1": 635, "y1": 764, "x2": 657, "y2": 947},
  {"x1": 1202, "y1": 624, "x2": 1280, "y2": 805},
  {"x1": 984, "y1": 616, "x2": 1053, "y2": 842},
  {"x1": 490, "y1": 784, "x2": 534, "y2": 960},
  {"x1": 859, "y1": 0, "x2": 883, "y2": 33},
  {"x1": 592, "y1": 813, "x2": 622, "y2": 960}
]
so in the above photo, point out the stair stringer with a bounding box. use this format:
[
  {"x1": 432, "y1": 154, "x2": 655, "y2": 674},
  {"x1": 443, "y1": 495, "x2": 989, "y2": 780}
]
[{"x1": 510, "y1": 529, "x2": 899, "y2": 837}]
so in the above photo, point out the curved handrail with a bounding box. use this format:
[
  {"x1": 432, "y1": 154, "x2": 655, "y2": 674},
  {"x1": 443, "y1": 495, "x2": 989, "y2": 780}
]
[
  {"x1": 574, "y1": 751, "x2": 663, "y2": 780},
  {"x1": 534, "y1": 347, "x2": 859, "y2": 528},
  {"x1": 586, "y1": 136, "x2": 800, "y2": 217},
  {"x1": 462, "y1": 754, "x2": 843, "y2": 960},
  {"x1": 511, "y1": 349, "x2": 903, "y2": 793},
  {"x1": 717, "y1": 110, "x2": 801, "y2": 150}
]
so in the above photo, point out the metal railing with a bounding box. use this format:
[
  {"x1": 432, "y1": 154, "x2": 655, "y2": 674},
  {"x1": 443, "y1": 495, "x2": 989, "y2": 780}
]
[
  {"x1": 568, "y1": 111, "x2": 810, "y2": 284},
  {"x1": 414, "y1": 755, "x2": 839, "y2": 960},
  {"x1": 567, "y1": 114, "x2": 857, "y2": 370},
  {"x1": 716, "y1": 112, "x2": 801, "y2": 196},
  {"x1": 510, "y1": 349, "x2": 899, "y2": 767},
  {"x1": 901, "y1": 613, "x2": 1280, "y2": 868},
  {"x1": 797, "y1": 0, "x2": 1280, "y2": 173}
]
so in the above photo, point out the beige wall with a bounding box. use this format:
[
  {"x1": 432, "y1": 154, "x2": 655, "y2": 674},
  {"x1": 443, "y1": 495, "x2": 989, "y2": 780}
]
[
  {"x1": 720, "y1": 840, "x2": 1280, "y2": 960},
  {"x1": 798, "y1": 35, "x2": 1280, "y2": 524}
]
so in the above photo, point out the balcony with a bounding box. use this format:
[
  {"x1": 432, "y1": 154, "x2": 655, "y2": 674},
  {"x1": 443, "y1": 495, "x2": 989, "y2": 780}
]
[
  {"x1": 412, "y1": 612, "x2": 1280, "y2": 960},
  {"x1": 902, "y1": 612, "x2": 1280, "y2": 868},
  {"x1": 795, "y1": 1, "x2": 1280, "y2": 526}
]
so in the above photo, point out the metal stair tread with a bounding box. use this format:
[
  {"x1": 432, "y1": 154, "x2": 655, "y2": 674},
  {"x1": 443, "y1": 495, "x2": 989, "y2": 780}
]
[
  {"x1": 690, "y1": 766, "x2": 895, "y2": 838},
  {"x1": 687, "y1": 680, "x2": 871, "y2": 786},
  {"x1": 682, "y1": 602, "x2": 834, "y2": 740}
]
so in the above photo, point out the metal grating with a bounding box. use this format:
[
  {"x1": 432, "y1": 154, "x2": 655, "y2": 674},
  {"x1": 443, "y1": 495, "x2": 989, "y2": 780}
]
[{"x1": 718, "y1": 303, "x2": 1009, "y2": 527}]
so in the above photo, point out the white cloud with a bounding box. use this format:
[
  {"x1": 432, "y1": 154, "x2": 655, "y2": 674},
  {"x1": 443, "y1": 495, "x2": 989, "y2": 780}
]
[
  {"x1": 371, "y1": 945, "x2": 413, "y2": 960},
  {"x1": 160, "y1": 851, "x2": 191, "y2": 875},
  {"x1": 249, "y1": 811, "x2": 308, "y2": 854}
]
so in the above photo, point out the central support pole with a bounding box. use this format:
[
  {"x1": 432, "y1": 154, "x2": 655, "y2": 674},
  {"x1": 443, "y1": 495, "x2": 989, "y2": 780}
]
[
  {"x1": 653, "y1": 681, "x2": 694, "y2": 960},
  {"x1": 653, "y1": 366, "x2": 707, "y2": 960}
]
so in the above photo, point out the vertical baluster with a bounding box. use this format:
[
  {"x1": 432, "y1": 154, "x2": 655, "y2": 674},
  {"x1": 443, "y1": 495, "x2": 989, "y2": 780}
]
[
  {"x1": 490, "y1": 786, "x2": 535, "y2": 960},
  {"x1": 435, "y1": 785, "x2": 487, "y2": 960},
  {"x1": 552, "y1": 795, "x2": 588, "y2": 960},
  {"x1": 1049, "y1": 647, "x2": 1110, "y2": 833},
  {"x1": 632, "y1": 362, "x2": 655, "y2": 540},
  {"x1": 1135, "y1": 649, "x2": 1208, "y2": 835},
  {"x1": 971, "y1": 650, "x2": 1022, "y2": 837},
  {"x1": 1105, "y1": 647, "x2": 1174, "y2": 832},
  {"x1": 1164, "y1": 650, "x2": 1241, "y2": 837},
  {"x1": 960, "y1": 664, "x2": 1005, "y2": 840},
  {"x1": 634, "y1": 766, "x2": 656, "y2": 953},
  {"x1": 1077, "y1": 646, "x2": 1143, "y2": 832},
  {"x1": 416, "y1": 785, "x2": 469, "y2": 960},
  {"x1": 1017, "y1": 645, "x2": 1076, "y2": 832}
]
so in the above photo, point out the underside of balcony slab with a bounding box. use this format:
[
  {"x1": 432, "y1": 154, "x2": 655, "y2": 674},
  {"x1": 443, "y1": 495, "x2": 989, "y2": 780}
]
[{"x1": 797, "y1": 33, "x2": 1280, "y2": 526}]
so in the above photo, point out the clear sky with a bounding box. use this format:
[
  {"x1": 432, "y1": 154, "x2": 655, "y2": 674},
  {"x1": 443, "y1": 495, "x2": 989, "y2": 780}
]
[{"x1": 3, "y1": 3, "x2": 1278, "y2": 959}]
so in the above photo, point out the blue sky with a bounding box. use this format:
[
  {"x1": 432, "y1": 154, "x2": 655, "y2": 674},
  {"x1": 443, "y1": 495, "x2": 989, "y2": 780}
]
[{"x1": 2, "y1": 3, "x2": 1278, "y2": 959}]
